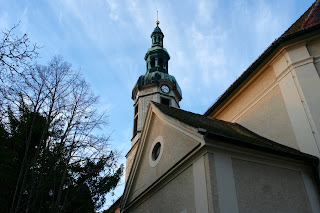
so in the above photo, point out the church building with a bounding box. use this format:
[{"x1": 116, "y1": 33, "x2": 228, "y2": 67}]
[{"x1": 107, "y1": 1, "x2": 320, "y2": 212}]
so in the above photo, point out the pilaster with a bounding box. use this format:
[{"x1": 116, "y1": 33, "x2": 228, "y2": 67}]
[{"x1": 272, "y1": 44, "x2": 320, "y2": 157}]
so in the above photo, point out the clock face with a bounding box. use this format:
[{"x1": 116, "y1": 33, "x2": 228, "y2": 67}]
[{"x1": 161, "y1": 85, "x2": 170, "y2": 94}]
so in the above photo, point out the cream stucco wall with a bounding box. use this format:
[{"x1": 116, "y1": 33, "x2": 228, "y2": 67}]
[
  {"x1": 214, "y1": 66, "x2": 298, "y2": 149},
  {"x1": 306, "y1": 38, "x2": 320, "y2": 133},
  {"x1": 237, "y1": 85, "x2": 298, "y2": 149},
  {"x1": 215, "y1": 66, "x2": 276, "y2": 121},
  {"x1": 124, "y1": 134, "x2": 320, "y2": 213},
  {"x1": 273, "y1": 42, "x2": 320, "y2": 157},
  {"x1": 212, "y1": 37, "x2": 320, "y2": 157},
  {"x1": 307, "y1": 38, "x2": 320, "y2": 60},
  {"x1": 127, "y1": 113, "x2": 199, "y2": 204},
  {"x1": 135, "y1": 86, "x2": 158, "y2": 134},
  {"x1": 204, "y1": 153, "x2": 220, "y2": 213},
  {"x1": 204, "y1": 139, "x2": 320, "y2": 213},
  {"x1": 232, "y1": 158, "x2": 312, "y2": 213},
  {"x1": 311, "y1": 37, "x2": 320, "y2": 76},
  {"x1": 125, "y1": 142, "x2": 138, "y2": 182},
  {"x1": 129, "y1": 166, "x2": 195, "y2": 213}
]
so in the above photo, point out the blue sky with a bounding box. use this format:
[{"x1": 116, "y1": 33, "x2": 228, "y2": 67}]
[{"x1": 0, "y1": 0, "x2": 315, "y2": 208}]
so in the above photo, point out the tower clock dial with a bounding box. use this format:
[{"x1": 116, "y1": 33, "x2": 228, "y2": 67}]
[{"x1": 160, "y1": 85, "x2": 170, "y2": 94}]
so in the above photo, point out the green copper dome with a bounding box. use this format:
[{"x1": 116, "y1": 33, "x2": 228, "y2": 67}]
[
  {"x1": 132, "y1": 24, "x2": 182, "y2": 99},
  {"x1": 151, "y1": 26, "x2": 164, "y2": 37},
  {"x1": 134, "y1": 71, "x2": 182, "y2": 95}
]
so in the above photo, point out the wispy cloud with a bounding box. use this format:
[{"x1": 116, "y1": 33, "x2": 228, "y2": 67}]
[{"x1": 106, "y1": 0, "x2": 120, "y2": 21}]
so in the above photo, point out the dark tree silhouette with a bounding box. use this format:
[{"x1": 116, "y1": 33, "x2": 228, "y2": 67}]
[{"x1": 0, "y1": 25, "x2": 123, "y2": 213}]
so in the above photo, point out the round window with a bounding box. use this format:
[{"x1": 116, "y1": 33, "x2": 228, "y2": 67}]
[
  {"x1": 152, "y1": 142, "x2": 161, "y2": 161},
  {"x1": 149, "y1": 136, "x2": 164, "y2": 167}
]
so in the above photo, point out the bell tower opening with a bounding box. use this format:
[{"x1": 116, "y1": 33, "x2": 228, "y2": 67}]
[
  {"x1": 158, "y1": 58, "x2": 163, "y2": 68},
  {"x1": 161, "y1": 97, "x2": 170, "y2": 106},
  {"x1": 151, "y1": 58, "x2": 155, "y2": 68}
]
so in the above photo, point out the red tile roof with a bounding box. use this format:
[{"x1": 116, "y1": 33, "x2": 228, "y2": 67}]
[
  {"x1": 301, "y1": 0, "x2": 320, "y2": 29},
  {"x1": 283, "y1": 0, "x2": 320, "y2": 36}
]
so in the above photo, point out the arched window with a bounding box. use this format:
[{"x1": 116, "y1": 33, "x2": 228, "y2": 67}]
[
  {"x1": 158, "y1": 58, "x2": 163, "y2": 68},
  {"x1": 151, "y1": 58, "x2": 155, "y2": 68}
]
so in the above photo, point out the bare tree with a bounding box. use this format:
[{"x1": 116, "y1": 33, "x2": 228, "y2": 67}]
[
  {"x1": 0, "y1": 22, "x2": 39, "y2": 77},
  {"x1": 1, "y1": 55, "x2": 123, "y2": 212},
  {"x1": 0, "y1": 23, "x2": 40, "y2": 123}
]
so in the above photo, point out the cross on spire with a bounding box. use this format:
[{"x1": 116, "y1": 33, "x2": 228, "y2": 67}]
[{"x1": 156, "y1": 11, "x2": 160, "y2": 26}]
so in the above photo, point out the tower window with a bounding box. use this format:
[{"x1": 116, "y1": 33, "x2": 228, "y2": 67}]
[
  {"x1": 161, "y1": 97, "x2": 170, "y2": 106},
  {"x1": 133, "y1": 116, "x2": 138, "y2": 136},
  {"x1": 133, "y1": 104, "x2": 139, "y2": 136},
  {"x1": 135, "y1": 104, "x2": 138, "y2": 115},
  {"x1": 151, "y1": 58, "x2": 155, "y2": 68},
  {"x1": 158, "y1": 58, "x2": 163, "y2": 68}
]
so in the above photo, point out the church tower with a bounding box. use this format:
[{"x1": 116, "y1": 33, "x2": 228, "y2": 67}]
[{"x1": 125, "y1": 21, "x2": 182, "y2": 180}]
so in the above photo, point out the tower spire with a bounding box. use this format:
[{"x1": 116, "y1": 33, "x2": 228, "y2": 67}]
[
  {"x1": 126, "y1": 22, "x2": 182, "y2": 181},
  {"x1": 156, "y1": 11, "x2": 160, "y2": 26}
]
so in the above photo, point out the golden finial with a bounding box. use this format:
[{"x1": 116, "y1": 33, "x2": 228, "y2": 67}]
[{"x1": 155, "y1": 11, "x2": 160, "y2": 26}]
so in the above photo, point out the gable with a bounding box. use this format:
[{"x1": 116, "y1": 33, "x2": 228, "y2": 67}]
[
  {"x1": 124, "y1": 106, "x2": 202, "y2": 207},
  {"x1": 212, "y1": 64, "x2": 298, "y2": 149},
  {"x1": 205, "y1": 0, "x2": 320, "y2": 117}
]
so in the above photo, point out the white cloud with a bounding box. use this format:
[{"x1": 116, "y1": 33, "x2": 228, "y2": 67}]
[
  {"x1": 106, "y1": 0, "x2": 120, "y2": 21},
  {"x1": 196, "y1": 0, "x2": 218, "y2": 25}
]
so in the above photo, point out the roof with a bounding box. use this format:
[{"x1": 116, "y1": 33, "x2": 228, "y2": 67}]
[
  {"x1": 204, "y1": 0, "x2": 320, "y2": 117},
  {"x1": 283, "y1": 0, "x2": 320, "y2": 36},
  {"x1": 133, "y1": 71, "x2": 182, "y2": 99},
  {"x1": 104, "y1": 196, "x2": 121, "y2": 213},
  {"x1": 151, "y1": 26, "x2": 164, "y2": 37},
  {"x1": 153, "y1": 102, "x2": 318, "y2": 162}
]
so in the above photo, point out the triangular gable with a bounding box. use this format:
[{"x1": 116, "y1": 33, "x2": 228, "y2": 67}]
[
  {"x1": 204, "y1": 0, "x2": 320, "y2": 117},
  {"x1": 121, "y1": 103, "x2": 204, "y2": 211}
]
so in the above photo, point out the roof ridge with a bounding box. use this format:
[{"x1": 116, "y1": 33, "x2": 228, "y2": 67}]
[
  {"x1": 153, "y1": 102, "x2": 236, "y2": 126},
  {"x1": 206, "y1": 114, "x2": 237, "y2": 126},
  {"x1": 152, "y1": 101, "x2": 202, "y2": 117},
  {"x1": 233, "y1": 123, "x2": 301, "y2": 152},
  {"x1": 152, "y1": 102, "x2": 310, "y2": 158}
]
